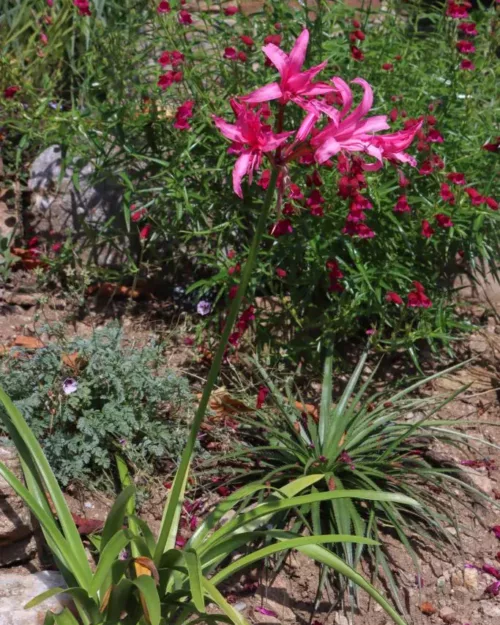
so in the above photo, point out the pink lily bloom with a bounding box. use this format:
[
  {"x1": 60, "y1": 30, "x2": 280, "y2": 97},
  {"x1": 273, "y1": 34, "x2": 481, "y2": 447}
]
[
  {"x1": 242, "y1": 29, "x2": 334, "y2": 109},
  {"x1": 212, "y1": 100, "x2": 293, "y2": 198},
  {"x1": 311, "y1": 77, "x2": 390, "y2": 165}
]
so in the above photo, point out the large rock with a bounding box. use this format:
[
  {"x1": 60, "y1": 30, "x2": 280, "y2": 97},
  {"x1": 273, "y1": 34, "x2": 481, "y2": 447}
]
[
  {"x1": 27, "y1": 145, "x2": 126, "y2": 265},
  {"x1": 0, "y1": 445, "x2": 36, "y2": 566},
  {"x1": 0, "y1": 571, "x2": 69, "y2": 625}
]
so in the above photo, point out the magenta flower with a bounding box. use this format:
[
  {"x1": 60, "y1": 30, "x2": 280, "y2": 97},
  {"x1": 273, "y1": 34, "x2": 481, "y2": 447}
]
[
  {"x1": 178, "y1": 10, "x2": 192, "y2": 24},
  {"x1": 212, "y1": 100, "x2": 292, "y2": 197},
  {"x1": 447, "y1": 172, "x2": 466, "y2": 185},
  {"x1": 74, "y1": 0, "x2": 91, "y2": 16},
  {"x1": 460, "y1": 59, "x2": 475, "y2": 71},
  {"x1": 255, "y1": 607, "x2": 278, "y2": 617},
  {"x1": 312, "y1": 78, "x2": 391, "y2": 165},
  {"x1": 242, "y1": 29, "x2": 334, "y2": 109},
  {"x1": 421, "y1": 220, "x2": 435, "y2": 238},
  {"x1": 458, "y1": 21, "x2": 478, "y2": 36},
  {"x1": 256, "y1": 386, "x2": 269, "y2": 409},
  {"x1": 4, "y1": 85, "x2": 20, "y2": 99},
  {"x1": 408, "y1": 281, "x2": 432, "y2": 308},
  {"x1": 465, "y1": 187, "x2": 485, "y2": 205},
  {"x1": 224, "y1": 6, "x2": 238, "y2": 15},
  {"x1": 386, "y1": 291, "x2": 403, "y2": 305},
  {"x1": 270, "y1": 219, "x2": 293, "y2": 237},
  {"x1": 157, "y1": 1, "x2": 170, "y2": 13},
  {"x1": 456, "y1": 40, "x2": 476, "y2": 54},
  {"x1": 491, "y1": 525, "x2": 500, "y2": 539},
  {"x1": 440, "y1": 183, "x2": 455, "y2": 204},
  {"x1": 446, "y1": 1, "x2": 469, "y2": 19},
  {"x1": 435, "y1": 213, "x2": 453, "y2": 228},
  {"x1": 394, "y1": 195, "x2": 411, "y2": 213}
]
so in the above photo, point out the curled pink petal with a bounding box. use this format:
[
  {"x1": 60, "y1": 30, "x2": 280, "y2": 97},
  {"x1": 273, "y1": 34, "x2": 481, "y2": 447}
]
[{"x1": 232, "y1": 151, "x2": 251, "y2": 199}]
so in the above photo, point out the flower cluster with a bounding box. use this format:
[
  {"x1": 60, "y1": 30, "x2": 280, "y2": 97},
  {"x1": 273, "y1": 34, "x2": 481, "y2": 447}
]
[
  {"x1": 446, "y1": 0, "x2": 478, "y2": 70},
  {"x1": 213, "y1": 29, "x2": 422, "y2": 202},
  {"x1": 349, "y1": 18, "x2": 365, "y2": 62},
  {"x1": 174, "y1": 100, "x2": 194, "y2": 130}
]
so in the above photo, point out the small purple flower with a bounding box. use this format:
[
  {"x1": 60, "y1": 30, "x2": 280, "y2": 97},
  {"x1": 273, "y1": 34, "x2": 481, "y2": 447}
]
[
  {"x1": 486, "y1": 580, "x2": 500, "y2": 596},
  {"x1": 62, "y1": 378, "x2": 78, "y2": 395},
  {"x1": 255, "y1": 607, "x2": 278, "y2": 617},
  {"x1": 119, "y1": 549, "x2": 130, "y2": 561},
  {"x1": 197, "y1": 300, "x2": 212, "y2": 316},
  {"x1": 339, "y1": 450, "x2": 356, "y2": 470}
]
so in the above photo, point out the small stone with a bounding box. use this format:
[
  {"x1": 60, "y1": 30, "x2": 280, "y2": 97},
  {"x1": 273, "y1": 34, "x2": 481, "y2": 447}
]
[
  {"x1": 334, "y1": 615, "x2": 351, "y2": 625},
  {"x1": 479, "y1": 601, "x2": 500, "y2": 618},
  {"x1": 451, "y1": 586, "x2": 468, "y2": 603},
  {"x1": 463, "y1": 567, "x2": 478, "y2": 591},
  {"x1": 462, "y1": 467, "x2": 493, "y2": 495},
  {"x1": 233, "y1": 602, "x2": 247, "y2": 612},
  {"x1": 439, "y1": 606, "x2": 457, "y2": 623},
  {"x1": 0, "y1": 571, "x2": 69, "y2": 624}
]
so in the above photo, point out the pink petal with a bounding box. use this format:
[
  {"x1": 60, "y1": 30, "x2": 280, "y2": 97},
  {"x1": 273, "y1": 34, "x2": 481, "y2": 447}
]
[
  {"x1": 263, "y1": 130, "x2": 294, "y2": 151},
  {"x1": 232, "y1": 151, "x2": 251, "y2": 198},
  {"x1": 342, "y1": 78, "x2": 374, "y2": 127},
  {"x1": 296, "y1": 109, "x2": 319, "y2": 142},
  {"x1": 262, "y1": 43, "x2": 289, "y2": 76},
  {"x1": 315, "y1": 136, "x2": 341, "y2": 163},
  {"x1": 242, "y1": 82, "x2": 283, "y2": 103},
  {"x1": 304, "y1": 82, "x2": 337, "y2": 97},
  {"x1": 356, "y1": 115, "x2": 390, "y2": 134},
  {"x1": 288, "y1": 29, "x2": 309, "y2": 75},
  {"x1": 332, "y1": 76, "x2": 353, "y2": 117},
  {"x1": 212, "y1": 116, "x2": 244, "y2": 143},
  {"x1": 287, "y1": 61, "x2": 328, "y2": 92}
]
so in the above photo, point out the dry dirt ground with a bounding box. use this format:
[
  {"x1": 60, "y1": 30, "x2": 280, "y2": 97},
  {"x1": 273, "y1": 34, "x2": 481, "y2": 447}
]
[{"x1": 0, "y1": 272, "x2": 499, "y2": 625}]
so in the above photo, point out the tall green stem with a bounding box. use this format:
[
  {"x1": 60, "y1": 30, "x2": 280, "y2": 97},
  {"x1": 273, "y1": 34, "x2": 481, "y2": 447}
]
[{"x1": 154, "y1": 167, "x2": 280, "y2": 563}]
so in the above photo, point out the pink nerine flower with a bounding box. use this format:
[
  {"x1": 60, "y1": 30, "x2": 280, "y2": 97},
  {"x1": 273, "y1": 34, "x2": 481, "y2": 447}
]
[
  {"x1": 242, "y1": 29, "x2": 334, "y2": 109},
  {"x1": 213, "y1": 100, "x2": 293, "y2": 198},
  {"x1": 312, "y1": 79, "x2": 422, "y2": 168}
]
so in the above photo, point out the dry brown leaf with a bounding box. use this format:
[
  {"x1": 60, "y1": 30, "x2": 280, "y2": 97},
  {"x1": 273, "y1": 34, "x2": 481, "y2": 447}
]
[
  {"x1": 134, "y1": 557, "x2": 159, "y2": 585},
  {"x1": 62, "y1": 351, "x2": 86, "y2": 373},
  {"x1": 197, "y1": 388, "x2": 252, "y2": 419},
  {"x1": 294, "y1": 401, "x2": 319, "y2": 422},
  {"x1": 12, "y1": 335, "x2": 44, "y2": 349},
  {"x1": 99, "y1": 585, "x2": 113, "y2": 613},
  {"x1": 420, "y1": 602, "x2": 436, "y2": 616}
]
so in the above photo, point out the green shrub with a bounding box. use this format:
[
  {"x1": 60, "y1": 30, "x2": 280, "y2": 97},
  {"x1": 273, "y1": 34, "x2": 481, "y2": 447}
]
[
  {"x1": 0, "y1": 325, "x2": 192, "y2": 487},
  {"x1": 220, "y1": 353, "x2": 500, "y2": 612}
]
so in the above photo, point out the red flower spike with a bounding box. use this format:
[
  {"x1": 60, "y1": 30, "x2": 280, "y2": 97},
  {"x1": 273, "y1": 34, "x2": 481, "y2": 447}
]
[
  {"x1": 224, "y1": 47, "x2": 237, "y2": 60},
  {"x1": 264, "y1": 34, "x2": 281, "y2": 46},
  {"x1": 224, "y1": 6, "x2": 238, "y2": 16},
  {"x1": 4, "y1": 85, "x2": 20, "y2": 99},
  {"x1": 382, "y1": 63, "x2": 394, "y2": 71},
  {"x1": 276, "y1": 268, "x2": 287, "y2": 278},
  {"x1": 240, "y1": 35, "x2": 254, "y2": 47}
]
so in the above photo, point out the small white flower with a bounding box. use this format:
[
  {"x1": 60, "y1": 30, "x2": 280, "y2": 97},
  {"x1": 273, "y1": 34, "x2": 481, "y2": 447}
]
[{"x1": 62, "y1": 378, "x2": 78, "y2": 395}]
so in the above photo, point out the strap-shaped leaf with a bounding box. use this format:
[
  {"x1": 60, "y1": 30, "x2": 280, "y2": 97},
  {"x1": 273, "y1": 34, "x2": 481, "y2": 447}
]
[
  {"x1": 100, "y1": 485, "x2": 136, "y2": 551},
  {"x1": 25, "y1": 586, "x2": 98, "y2": 621},
  {"x1": 183, "y1": 549, "x2": 205, "y2": 613},
  {"x1": 89, "y1": 529, "x2": 131, "y2": 597},
  {"x1": 132, "y1": 575, "x2": 161, "y2": 625},
  {"x1": 0, "y1": 387, "x2": 92, "y2": 589},
  {"x1": 201, "y1": 578, "x2": 251, "y2": 625}
]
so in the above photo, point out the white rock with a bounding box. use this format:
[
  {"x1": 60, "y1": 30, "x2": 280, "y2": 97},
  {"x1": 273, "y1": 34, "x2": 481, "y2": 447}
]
[
  {"x1": 0, "y1": 571, "x2": 69, "y2": 625},
  {"x1": 463, "y1": 567, "x2": 478, "y2": 591}
]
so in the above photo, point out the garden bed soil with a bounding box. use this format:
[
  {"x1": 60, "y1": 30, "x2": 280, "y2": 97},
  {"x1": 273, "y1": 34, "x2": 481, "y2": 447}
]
[{"x1": 0, "y1": 277, "x2": 499, "y2": 625}]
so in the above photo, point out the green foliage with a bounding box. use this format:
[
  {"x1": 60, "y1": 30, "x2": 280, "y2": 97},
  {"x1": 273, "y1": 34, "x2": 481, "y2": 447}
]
[
  {"x1": 0, "y1": 382, "x2": 416, "y2": 625},
  {"x1": 226, "y1": 354, "x2": 500, "y2": 612},
  {"x1": 1, "y1": 0, "x2": 498, "y2": 362},
  {"x1": 0, "y1": 325, "x2": 192, "y2": 487}
]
